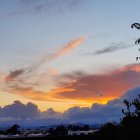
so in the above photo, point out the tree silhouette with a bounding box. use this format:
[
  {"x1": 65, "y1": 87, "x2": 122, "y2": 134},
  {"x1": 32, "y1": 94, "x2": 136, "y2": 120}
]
[
  {"x1": 48, "y1": 128, "x2": 55, "y2": 135},
  {"x1": 67, "y1": 125, "x2": 83, "y2": 131},
  {"x1": 120, "y1": 94, "x2": 140, "y2": 131},
  {"x1": 99, "y1": 122, "x2": 118, "y2": 137},
  {"x1": 131, "y1": 23, "x2": 140, "y2": 29},
  {"x1": 92, "y1": 23, "x2": 140, "y2": 138},
  {"x1": 83, "y1": 125, "x2": 90, "y2": 131},
  {"x1": 67, "y1": 125, "x2": 73, "y2": 130},
  {"x1": 6, "y1": 124, "x2": 20, "y2": 134},
  {"x1": 131, "y1": 23, "x2": 140, "y2": 61},
  {"x1": 54, "y1": 125, "x2": 68, "y2": 136},
  {"x1": 96, "y1": 94, "x2": 140, "y2": 138}
]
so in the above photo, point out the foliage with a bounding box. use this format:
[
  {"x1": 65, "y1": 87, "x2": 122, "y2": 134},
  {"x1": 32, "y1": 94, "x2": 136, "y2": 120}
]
[
  {"x1": 48, "y1": 125, "x2": 68, "y2": 136},
  {"x1": 67, "y1": 124, "x2": 90, "y2": 131},
  {"x1": 120, "y1": 94, "x2": 140, "y2": 130},
  {"x1": 82, "y1": 125, "x2": 90, "y2": 131},
  {"x1": 96, "y1": 23, "x2": 140, "y2": 138},
  {"x1": 54, "y1": 125, "x2": 68, "y2": 136},
  {"x1": 97, "y1": 93, "x2": 140, "y2": 138},
  {"x1": 99, "y1": 122, "x2": 118, "y2": 137},
  {"x1": 131, "y1": 23, "x2": 140, "y2": 61},
  {"x1": 48, "y1": 124, "x2": 90, "y2": 136},
  {"x1": 6, "y1": 124, "x2": 20, "y2": 134}
]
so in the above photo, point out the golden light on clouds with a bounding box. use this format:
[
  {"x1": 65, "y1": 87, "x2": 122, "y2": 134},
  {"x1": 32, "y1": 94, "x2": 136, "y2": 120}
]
[
  {"x1": 1, "y1": 34, "x2": 140, "y2": 111},
  {"x1": 1, "y1": 64, "x2": 140, "y2": 111}
]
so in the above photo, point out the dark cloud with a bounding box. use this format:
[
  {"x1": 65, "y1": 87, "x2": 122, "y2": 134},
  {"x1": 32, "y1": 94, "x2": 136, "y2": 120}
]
[
  {"x1": 87, "y1": 42, "x2": 132, "y2": 55},
  {"x1": 0, "y1": 101, "x2": 39, "y2": 118},
  {"x1": 63, "y1": 86, "x2": 140, "y2": 124},
  {"x1": 41, "y1": 108, "x2": 62, "y2": 118},
  {"x1": 121, "y1": 86, "x2": 140, "y2": 101},
  {"x1": 0, "y1": 86, "x2": 140, "y2": 126},
  {"x1": 5, "y1": 69, "x2": 24, "y2": 83},
  {"x1": 63, "y1": 101, "x2": 123, "y2": 124}
]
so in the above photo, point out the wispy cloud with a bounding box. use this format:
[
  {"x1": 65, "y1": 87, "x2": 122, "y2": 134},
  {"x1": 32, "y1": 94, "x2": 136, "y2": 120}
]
[
  {"x1": 5, "y1": 36, "x2": 86, "y2": 80},
  {"x1": 1, "y1": 37, "x2": 86, "y2": 101},
  {"x1": 87, "y1": 42, "x2": 132, "y2": 56},
  {"x1": 38, "y1": 36, "x2": 86, "y2": 64},
  {"x1": 5, "y1": 69, "x2": 24, "y2": 83},
  {"x1": 7, "y1": 0, "x2": 85, "y2": 16}
]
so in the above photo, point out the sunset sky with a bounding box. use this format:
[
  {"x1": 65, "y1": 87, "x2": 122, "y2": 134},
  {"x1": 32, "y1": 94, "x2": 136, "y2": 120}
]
[{"x1": 1, "y1": 0, "x2": 140, "y2": 122}]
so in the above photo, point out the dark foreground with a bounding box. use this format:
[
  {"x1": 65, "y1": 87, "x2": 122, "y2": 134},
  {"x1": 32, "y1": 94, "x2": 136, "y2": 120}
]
[{"x1": 1, "y1": 135, "x2": 140, "y2": 140}]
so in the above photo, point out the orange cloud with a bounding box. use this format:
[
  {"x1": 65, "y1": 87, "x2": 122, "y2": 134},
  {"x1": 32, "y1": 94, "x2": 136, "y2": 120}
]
[
  {"x1": 121, "y1": 63, "x2": 140, "y2": 72},
  {"x1": 49, "y1": 64, "x2": 140, "y2": 102},
  {"x1": 3, "y1": 61, "x2": 140, "y2": 109},
  {"x1": 0, "y1": 36, "x2": 87, "y2": 111},
  {"x1": 57, "y1": 36, "x2": 86, "y2": 55},
  {"x1": 5, "y1": 86, "x2": 63, "y2": 102},
  {"x1": 38, "y1": 36, "x2": 86, "y2": 65}
]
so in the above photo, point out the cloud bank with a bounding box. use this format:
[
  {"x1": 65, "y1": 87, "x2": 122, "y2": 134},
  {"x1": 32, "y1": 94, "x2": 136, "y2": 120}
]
[
  {"x1": 0, "y1": 86, "x2": 140, "y2": 126},
  {"x1": 87, "y1": 42, "x2": 132, "y2": 56}
]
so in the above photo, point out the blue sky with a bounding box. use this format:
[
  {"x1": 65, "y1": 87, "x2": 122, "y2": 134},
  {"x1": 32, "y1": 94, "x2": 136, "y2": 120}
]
[
  {"x1": 0, "y1": 0, "x2": 139, "y2": 73},
  {"x1": 0, "y1": 0, "x2": 140, "y2": 115}
]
